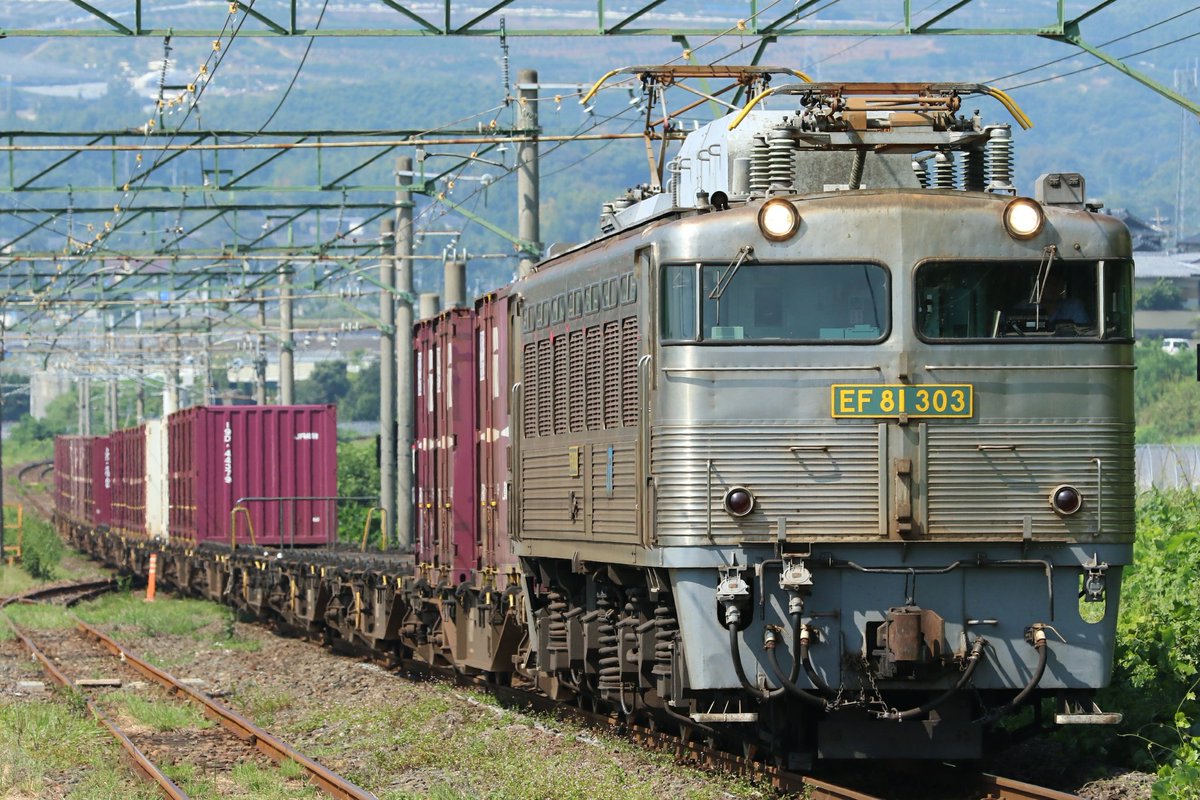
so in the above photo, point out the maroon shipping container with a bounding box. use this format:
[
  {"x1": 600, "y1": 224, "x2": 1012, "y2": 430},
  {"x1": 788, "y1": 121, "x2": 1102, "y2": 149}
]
[
  {"x1": 414, "y1": 323, "x2": 437, "y2": 563},
  {"x1": 55, "y1": 436, "x2": 102, "y2": 527},
  {"x1": 167, "y1": 405, "x2": 338, "y2": 546},
  {"x1": 111, "y1": 425, "x2": 147, "y2": 537},
  {"x1": 475, "y1": 290, "x2": 516, "y2": 573},
  {"x1": 53, "y1": 437, "x2": 74, "y2": 523},
  {"x1": 414, "y1": 309, "x2": 479, "y2": 582},
  {"x1": 91, "y1": 436, "x2": 113, "y2": 527}
]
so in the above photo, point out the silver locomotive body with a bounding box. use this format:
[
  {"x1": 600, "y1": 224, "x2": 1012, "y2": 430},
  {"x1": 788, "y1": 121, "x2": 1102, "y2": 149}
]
[{"x1": 512, "y1": 81, "x2": 1133, "y2": 761}]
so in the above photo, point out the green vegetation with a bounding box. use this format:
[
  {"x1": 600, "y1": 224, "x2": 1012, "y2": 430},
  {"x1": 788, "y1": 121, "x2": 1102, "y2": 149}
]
[
  {"x1": 0, "y1": 562, "x2": 37, "y2": 598},
  {"x1": 161, "y1": 763, "x2": 219, "y2": 797},
  {"x1": 113, "y1": 693, "x2": 213, "y2": 732},
  {"x1": 1136, "y1": 278, "x2": 1187, "y2": 311},
  {"x1": 1057, "y1": 490, "x2": 1200, "y2": 796},
  {"x1": 19, "y1": 516, "x2": 64, "y2": 580},
  {"x1": 4, "y1": 600, "x2": 74, "y2": 630},
  {"x1": 229, "y1": 684, "x2": 296, "y2": 728},
  {"x1": 285, "y1": 687, "x2": 763, "y2": 800},
  {"x1": 77, "y1": 592, "x2": 231, "y2": 639},
  {"x1": 1135, "y1": 341, "x2": 1200, "y2": 443},
  {"x1": 337, "y1": 437, "x2": 383, "y2": 547},
  {"x1": 230, "y1": 761, "x2": 319, "y2": 799},
  {"x1": 0, "y1": 700, "x2": 158, "y2": 799},
  {"x1": 296, "y1": 359, "x2": 381, "y2": 421}
]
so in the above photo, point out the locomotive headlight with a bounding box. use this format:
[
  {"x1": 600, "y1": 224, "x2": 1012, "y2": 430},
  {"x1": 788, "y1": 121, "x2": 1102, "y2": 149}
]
[
  {"x1": 1003, "y1": 197, "x2": 1045, "y2": 239},
  {"x1": 758, "y1": 198, "x2": 801, "y2": 241},
  {"x1": 723, "y1": 486, "x2": 756, "y2": 517},
  {"x1": 1049, "y1": 484, "x2": 1083, "y2": 516}
]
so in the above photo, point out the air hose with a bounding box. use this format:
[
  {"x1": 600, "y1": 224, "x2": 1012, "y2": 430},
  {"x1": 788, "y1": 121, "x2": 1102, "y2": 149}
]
[{"x1": 876, "y1": 636, "x2": 987, "y2": 721}]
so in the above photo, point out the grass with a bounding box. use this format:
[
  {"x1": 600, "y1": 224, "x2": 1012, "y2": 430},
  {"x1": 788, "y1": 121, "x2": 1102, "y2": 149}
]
[
  {"x1": 0, "y1": 563, "x2": 37, "y2": 597},
  {"x1": 77, "y1": 592, "x2": 229, "y2": 637},
  {"x1": 286, "y1": 685, "x2": 765, "y2": 800},
  {"x1": 111, "y1": 692, "x2": 214, "y2": 732},
  {"x1": 162, "y1": 759, "x2": 319, "y2": 799},
  {"x1": 0, "y1": 699, "x2": 158, "y2": 799},
  {"x1": 3, "y1": 600, "x2": 74, "y2": 630},
  {"x1": 231, "y1": 761, "x2": 319, "y2": 798},
  {"x1": 230, "y1": 684, "x2": 296, "y2": 727},
  {"x1": 161, "y1": 763, "x2": 219, "y2": 797}
]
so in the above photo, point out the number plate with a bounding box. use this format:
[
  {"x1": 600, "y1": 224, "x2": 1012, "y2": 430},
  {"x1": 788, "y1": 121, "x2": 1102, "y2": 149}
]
[{"x1": 830, "y1": 384, "x2": 973, "y2": 419}]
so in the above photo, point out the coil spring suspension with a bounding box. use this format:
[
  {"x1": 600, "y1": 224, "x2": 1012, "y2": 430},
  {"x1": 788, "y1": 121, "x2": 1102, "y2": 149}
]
[
  {"x1": 546, "y1": 590, "x2": 568, "y2": 661},
  {"x1": 597, "y1": 589, "x2": 621, "y2": 690},
  {"x1": 653, "y1": 601, "x2": 677, "y2": 681}
]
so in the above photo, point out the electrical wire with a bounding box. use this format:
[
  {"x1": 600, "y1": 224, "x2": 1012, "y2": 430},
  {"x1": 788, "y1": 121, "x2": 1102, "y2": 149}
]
[
  {"x1": 987, "y1": 5, "x2": 1200, "y2": 85},
  {"x1": 1001, "y1": 28, "x2": 1200, "y2": 92}
]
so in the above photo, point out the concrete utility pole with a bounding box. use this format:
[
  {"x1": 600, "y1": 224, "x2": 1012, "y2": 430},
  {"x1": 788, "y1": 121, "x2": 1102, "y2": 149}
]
[
  {"x1": 444, "y1": 261, "x2": 466, "y2": 309},
  {"x1": 106, "y1": 379, "x2": 118, "y2": 432},
  {"x1": 517, "y1": 68, "x2": 541, "y2": 279},
  {"x1": 379, "y1": 217, "x2": 397, "y2": 550},
  {"x1": 135, "y1": 338, "x2": 146, "y2": 423},
  {"x1": 279, "y1": 264, "x2": 295, "y2": 405},
  {"x1": 164, "y1": 337, "x2": 180, "y2": 415},
  {"x1": 79, "y1": 377, "x2": 91, "y2": 435},
  {"x1": 395, "y1": 156, "x2": 415, "y2": 550},
  {"x1": 255, "y1": 297, "x2": 267, "y2": 406},
  {"x1": 419, "y1": 294, "x2": 440, "y2": 321}
]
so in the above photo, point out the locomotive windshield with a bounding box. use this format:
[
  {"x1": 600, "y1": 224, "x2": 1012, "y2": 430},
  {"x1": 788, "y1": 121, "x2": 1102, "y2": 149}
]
[
  {"x1": 660, "y1": 262, "x2": 889, "y2": 343},
  {"x1": 915, "y1": 259, "x2": 1133, "y2": 341}
]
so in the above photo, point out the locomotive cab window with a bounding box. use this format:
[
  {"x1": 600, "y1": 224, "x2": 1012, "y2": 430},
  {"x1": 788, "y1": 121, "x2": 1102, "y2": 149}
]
[
  {"x1": 660, "y1": 262, "x2": 889, "y2": 343},
  {"x1": 915, "y1": 259, "x2": 1133, "y2": 341}
]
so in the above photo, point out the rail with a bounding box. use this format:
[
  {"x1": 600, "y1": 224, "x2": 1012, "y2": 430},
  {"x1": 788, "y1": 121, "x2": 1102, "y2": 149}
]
[
  {"x1": 2, "y1": 616, "x2": 189, "y2": 799},
  {"x1": 76, "y1": 619, "x2": 379, "y2": 800}
]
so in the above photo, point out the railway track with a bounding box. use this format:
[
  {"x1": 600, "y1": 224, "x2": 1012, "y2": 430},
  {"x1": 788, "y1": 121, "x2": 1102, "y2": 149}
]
[
  {"x1": 0, "y1": 578, "x2": 119, "y2": 608},
  {"x1": 414, "y1": 659, "x2": 1084, "y2": 800},
  {"x1": 4, "y1": 613, "x2": 379, "y2": 800}
]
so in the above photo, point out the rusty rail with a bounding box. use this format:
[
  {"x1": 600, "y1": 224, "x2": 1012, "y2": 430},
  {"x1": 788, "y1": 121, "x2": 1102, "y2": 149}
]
[
  {"x1": 3, "y1": 617, "x2": 189, "y2": 800},
  {"x1": 75, "y1": 620, "x2": 378, "y2": 800},
  {"x1": 1, "y1": 578, "x2": 118, "y2": 608},
  {"x1": 976, "y1": 773, "x2": 1083, "y2": 800}
]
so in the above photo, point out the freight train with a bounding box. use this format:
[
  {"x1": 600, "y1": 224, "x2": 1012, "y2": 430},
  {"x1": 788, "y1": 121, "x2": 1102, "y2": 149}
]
[{"x1": 57, "y1": 68, "x2": 1133, "y2": 764}]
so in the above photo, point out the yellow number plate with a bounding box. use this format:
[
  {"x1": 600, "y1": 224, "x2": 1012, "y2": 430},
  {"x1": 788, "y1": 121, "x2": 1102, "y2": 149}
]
[{"x1": 830, "y1": 384, "x2": 973, "y2": 419}]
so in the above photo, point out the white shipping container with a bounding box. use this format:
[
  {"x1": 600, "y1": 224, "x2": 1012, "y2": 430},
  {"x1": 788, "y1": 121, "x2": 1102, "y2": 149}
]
[{"x1": 144, "y1": 419, "x2": 170, "y2": 540}]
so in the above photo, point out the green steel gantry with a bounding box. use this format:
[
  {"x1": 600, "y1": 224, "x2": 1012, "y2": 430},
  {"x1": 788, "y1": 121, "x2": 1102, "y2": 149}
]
[{"x1": 3, "y1": 1, "x2": 1195, "y2": 114}]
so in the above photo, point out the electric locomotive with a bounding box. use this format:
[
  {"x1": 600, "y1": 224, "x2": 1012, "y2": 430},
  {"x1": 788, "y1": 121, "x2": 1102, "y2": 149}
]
[
  {"x1": 58, "y1": 66, "x2": 1134, "y2": 767},
  {"x1": 508, "y1": 68, "x2": 1132, "y2": 763}
]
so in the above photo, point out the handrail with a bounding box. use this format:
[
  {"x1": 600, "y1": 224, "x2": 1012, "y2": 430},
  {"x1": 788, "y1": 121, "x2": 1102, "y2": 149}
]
[
  {"x1": 232, "y1": 495, "x2": 380, "y2": 549},
  {"x1": 360, "y1": 506, "x2": 388, "y2": 552},
  {"x1": 230, "y1": 505, "x2": 256, "y2": 552}
]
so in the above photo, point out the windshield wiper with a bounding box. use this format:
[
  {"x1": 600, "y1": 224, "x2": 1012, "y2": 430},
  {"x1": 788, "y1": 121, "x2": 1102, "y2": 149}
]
[{"x1": 707, "y1": 245, "x2": 754, "y2": 301}]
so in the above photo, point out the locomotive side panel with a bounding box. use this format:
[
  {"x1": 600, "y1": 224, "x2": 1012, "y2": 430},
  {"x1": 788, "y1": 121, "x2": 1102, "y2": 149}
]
[{"x1": 515, "y1": 247, "x2": 644, "y2": 557}]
